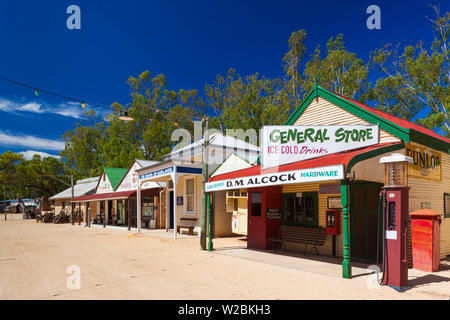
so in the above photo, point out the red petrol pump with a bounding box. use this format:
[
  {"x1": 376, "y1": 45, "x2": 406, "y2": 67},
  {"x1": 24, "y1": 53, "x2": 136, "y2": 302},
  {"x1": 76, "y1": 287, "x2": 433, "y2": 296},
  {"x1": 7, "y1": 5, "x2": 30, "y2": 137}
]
[{"x1": 378, "y1": 153, "x2": 413, "y2": 290}]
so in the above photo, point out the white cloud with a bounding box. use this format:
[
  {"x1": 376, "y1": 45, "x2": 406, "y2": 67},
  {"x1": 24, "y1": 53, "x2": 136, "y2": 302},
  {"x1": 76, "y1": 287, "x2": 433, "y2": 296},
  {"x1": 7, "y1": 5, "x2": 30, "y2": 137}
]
[
  {"x1": 19, "y1": 150, "x2": 61, "y2": 160},
  {"x1": 19, "y1": 102, "x2": 44, "y2": 113},
  {"x1": 0, "y1": 97, "x2": 110, "y2": 119},
  {"x1": 0, "y1": 130, "x2": 65, "y2": 151}
]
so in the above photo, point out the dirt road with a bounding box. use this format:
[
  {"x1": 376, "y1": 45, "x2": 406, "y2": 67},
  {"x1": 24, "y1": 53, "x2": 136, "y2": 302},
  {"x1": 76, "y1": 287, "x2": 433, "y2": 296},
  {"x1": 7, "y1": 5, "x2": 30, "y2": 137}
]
[{"x1": 0, "y1": 219, "x2": 449, "y2": 300}]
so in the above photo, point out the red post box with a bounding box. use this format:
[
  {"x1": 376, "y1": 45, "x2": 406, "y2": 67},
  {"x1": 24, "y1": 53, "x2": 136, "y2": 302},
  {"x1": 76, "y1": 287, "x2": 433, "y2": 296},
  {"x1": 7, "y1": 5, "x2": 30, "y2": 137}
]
[
  {"x1": 409, "y1": 209, "x2": 443, "y2": 272},
  {"x1": 326, "y1": 210, "x2": 340, "y2": 235}
]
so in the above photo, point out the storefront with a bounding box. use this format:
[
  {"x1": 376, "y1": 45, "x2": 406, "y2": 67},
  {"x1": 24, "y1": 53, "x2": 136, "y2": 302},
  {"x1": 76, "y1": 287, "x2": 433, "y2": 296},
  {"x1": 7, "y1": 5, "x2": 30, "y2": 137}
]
[
  {"x1": 137, "y1": 133, "x2": 259, "y2": 239},
  {"x1": 206, "y1": 85, "x2": 450, "y2": 279},
  {"x1": 73, "y1": 161, "x2": 162, "y2": 229},
  {"x1": 50, "y1": 176, "x2": 99, "y2": 218}
]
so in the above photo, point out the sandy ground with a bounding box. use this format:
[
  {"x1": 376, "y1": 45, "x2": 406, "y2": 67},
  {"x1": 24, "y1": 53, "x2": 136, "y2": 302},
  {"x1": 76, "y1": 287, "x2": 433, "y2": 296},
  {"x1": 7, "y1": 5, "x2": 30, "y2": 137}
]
[{"x1": 0, "y1": 217, "x2": 449, "y2": 300}]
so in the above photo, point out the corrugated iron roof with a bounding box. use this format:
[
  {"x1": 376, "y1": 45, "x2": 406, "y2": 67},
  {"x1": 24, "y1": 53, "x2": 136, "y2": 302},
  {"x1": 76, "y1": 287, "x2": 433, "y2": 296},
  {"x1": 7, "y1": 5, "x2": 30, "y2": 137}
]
[{"x1": 49, "y1": 177, "x2": 100, "y2": 200}]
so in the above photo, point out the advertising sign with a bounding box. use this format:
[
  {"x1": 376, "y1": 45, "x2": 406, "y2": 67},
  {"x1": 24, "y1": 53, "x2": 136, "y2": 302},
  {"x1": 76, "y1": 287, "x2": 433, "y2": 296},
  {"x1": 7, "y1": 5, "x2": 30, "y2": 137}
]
[
  {"x1": 261, "y1": 125, "x2": 379, "y2": 169},
  {"x1": 405, "y1": 143, "x2": 441, "y2": 181},
  {"x1": 117, "y1": 162, "x2": 141, "y2": 191},
  {"x1": 327, "y1": 197, "x2": 343, "y2": 209},
  {"x1": 205, "y1": 165, "x2": 345, "y2": 192}
]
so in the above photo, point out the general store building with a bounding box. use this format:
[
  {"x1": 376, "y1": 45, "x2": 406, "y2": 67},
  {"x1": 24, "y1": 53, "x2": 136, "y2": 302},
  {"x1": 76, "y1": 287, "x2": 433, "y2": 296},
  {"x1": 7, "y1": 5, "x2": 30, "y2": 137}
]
[{"x1": 206, "y1": 86, "x2": 450, "y2": 278}]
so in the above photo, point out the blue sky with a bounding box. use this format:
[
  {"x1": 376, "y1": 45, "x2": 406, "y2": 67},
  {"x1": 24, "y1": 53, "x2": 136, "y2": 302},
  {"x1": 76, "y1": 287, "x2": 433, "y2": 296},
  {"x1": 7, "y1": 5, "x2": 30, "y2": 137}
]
[{"x1": 0, "y1": 0, "x2": 447, "y2": 159}]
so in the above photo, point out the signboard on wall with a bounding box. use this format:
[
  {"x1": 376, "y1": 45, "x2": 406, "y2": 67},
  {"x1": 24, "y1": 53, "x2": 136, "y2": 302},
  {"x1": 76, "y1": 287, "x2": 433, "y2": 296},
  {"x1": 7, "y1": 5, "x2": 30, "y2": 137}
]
[
  {"x1": 205, "y1": 165, "x2": 345, "y2": 192},
  {"x1": 177, "y1": 196, "x2": 183, "y2": 206},
  {"x1": 327, "y1": 197, "x2": 343, "y2": 209},
  {"x1": 261, "y1": 125, "x2": 379, "y2": 169},
  {"x1": 117, "y1": 162, "x2": 141, "y2": 191},
  {"x1": 319, "y1": 183, "x2": 341, "y2": 194},
  {"x1": 405, "y1": 143, "x2": 442, "y2": 181},
  {"x1": 266, "y1": 208, "x2": 281, "y2": 219}
]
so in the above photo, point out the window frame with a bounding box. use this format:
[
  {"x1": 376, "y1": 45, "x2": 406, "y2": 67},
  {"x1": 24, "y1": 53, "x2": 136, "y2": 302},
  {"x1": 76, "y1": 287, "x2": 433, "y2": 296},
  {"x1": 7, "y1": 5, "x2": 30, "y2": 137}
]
[
  {"x1": 184, "y1": 176, "x2": 196, "y2": 214},
  {"x1": 444, "y1": 193, "x2": 450, "y2": 218},
  {"x1": 282, "y1": 192, "x2": 319, "y2": 227}
]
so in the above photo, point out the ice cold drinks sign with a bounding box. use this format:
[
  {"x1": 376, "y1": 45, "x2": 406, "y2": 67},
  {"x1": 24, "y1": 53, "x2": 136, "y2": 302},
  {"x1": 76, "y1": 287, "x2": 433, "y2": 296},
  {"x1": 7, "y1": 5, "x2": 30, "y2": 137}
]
[{"x1": 261, "y1": 125, "x2": 379, "y2": 169}]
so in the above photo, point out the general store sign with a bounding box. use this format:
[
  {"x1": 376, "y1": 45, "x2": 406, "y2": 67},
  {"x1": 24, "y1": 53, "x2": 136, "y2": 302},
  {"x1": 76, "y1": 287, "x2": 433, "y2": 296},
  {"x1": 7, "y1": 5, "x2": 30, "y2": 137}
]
[
  {"x1": 205, "y1": 165, "x2": 344, "y2": 192},
  {"x1": 261, "y1": 125, "x2": 379, "y2": 169},
  {"x1": 405, "y1": 143, "x2": 441, "y2": 181}
]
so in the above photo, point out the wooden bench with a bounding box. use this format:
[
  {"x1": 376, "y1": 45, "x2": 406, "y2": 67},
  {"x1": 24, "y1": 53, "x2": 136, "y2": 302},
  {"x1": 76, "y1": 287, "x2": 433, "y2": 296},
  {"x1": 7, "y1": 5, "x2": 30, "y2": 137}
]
[
  {"x1": 93, "y1": 210, "x2": 104, "y2": 225},
  {"x1": 177, "y1": 217, "x2": 197, "y2": 235},
  {"x1": 268, "y1": 225, "x2": 327, "y2": 256}
]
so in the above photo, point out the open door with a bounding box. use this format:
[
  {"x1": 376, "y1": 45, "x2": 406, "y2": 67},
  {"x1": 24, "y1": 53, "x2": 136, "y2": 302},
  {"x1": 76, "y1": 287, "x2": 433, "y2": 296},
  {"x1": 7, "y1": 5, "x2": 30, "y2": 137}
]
[{"x1": 247, "y1": 191, "x2": 266, "y2": 249}]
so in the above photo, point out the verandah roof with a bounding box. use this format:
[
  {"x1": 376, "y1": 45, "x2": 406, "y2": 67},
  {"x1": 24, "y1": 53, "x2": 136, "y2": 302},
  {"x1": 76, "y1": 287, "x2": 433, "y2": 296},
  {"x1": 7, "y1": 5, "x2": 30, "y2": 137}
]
[{"x1": 72, "y1": 190, "x2": 136, "y2": 202}]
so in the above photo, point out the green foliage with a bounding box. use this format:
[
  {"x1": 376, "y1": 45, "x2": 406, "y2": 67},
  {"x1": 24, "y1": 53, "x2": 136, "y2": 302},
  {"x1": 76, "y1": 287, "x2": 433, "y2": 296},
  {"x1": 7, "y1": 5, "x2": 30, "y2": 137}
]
[
  {"x1": 205, "y1": 68, "x2": 291, "y2": 133},
  {"x1": 60, "y1": 110, "x2": 105, "y2": 179},
  {"x1": 369, "y1": 6, "x2": 449, "y2": 136},
  {"x1": 302, "y1": 34, "x2": 369, "y2": 100},
  {"x1": 0, "y1": 152, "x2": 68, "y2": 199}
]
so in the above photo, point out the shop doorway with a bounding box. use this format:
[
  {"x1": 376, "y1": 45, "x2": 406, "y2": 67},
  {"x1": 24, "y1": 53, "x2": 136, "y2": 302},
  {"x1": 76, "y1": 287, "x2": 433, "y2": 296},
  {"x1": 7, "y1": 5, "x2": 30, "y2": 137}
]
[
  {"x1": 350, "y1": 181, "x2": 383, "y2": 261},
  {"x1": 247, "y1": 191, "x2": 265, "y2": 249},
  {"x1": 169, "y1": 191, "x2": 174, "y2": 229}
]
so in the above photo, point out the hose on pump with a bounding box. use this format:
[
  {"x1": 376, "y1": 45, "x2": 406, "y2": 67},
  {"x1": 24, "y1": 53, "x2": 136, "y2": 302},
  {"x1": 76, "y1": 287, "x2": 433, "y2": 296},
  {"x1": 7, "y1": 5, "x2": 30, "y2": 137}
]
[{"x1": 376, "y1": 190, "x2": 387, "y2": 285}]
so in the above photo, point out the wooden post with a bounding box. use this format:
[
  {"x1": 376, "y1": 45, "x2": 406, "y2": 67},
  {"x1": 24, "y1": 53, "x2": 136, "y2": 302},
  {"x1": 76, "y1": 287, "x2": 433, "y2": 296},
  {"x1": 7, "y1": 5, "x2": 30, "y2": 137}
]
[
  {"x1": 207, "y1": 193, "x2": 213, "y2": 251},
  {"x1": 137, "y1": 181, "x2": 141, "y2": 233},
  {"x1": 341, "y1": 179, "x2": 352, "y2": 279},
  {"x1": 128, "y1": 199, "x2": 131, "y2": 231},
  {"x1": 200, "y1": 116, "x2": 209, "y2": 250}
]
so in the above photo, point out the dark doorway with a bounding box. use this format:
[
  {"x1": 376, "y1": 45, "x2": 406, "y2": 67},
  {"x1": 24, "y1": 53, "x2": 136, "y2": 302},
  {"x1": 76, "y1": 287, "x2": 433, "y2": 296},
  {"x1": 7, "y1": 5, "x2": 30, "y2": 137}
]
[
  {"x1": 108, "y1": 200, "x2": 113, "y2": 223},
  {"x1": 350, "y1": 181, "x2": 383, "y2": 261},
  {"x1": 169, "y1": 191, "x2": 174, "y2": 229}
]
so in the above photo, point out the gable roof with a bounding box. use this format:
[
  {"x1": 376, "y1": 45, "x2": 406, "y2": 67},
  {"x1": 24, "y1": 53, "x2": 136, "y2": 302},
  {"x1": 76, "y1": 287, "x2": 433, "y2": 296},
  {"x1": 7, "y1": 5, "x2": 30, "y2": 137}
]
[
  {"x1": 210, "y1": 153, "x2": 254, "y2": 178},
  {"x1": 164, "y1": 132, "x2": 259, "y2": 160},
  {"x1": 286, "y1": 86, "x2": 450, "y2": 153},
  {"x1": 49, "y1": 176, "x2": 100, "y2": 200},
  {"x1": 103, "y1": 167, "x2": 128, "y2": 190},
  {"x1": 115, "y1": 159, "x2": 162, "y2": 191}
]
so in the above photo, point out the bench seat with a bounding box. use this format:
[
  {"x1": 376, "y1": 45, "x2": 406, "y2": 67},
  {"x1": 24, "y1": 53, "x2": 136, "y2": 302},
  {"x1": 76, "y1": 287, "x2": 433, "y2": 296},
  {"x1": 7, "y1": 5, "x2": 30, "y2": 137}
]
[
  {"x1": 177, "y1": 217, "x2": 197, "y2": 235},
  {"x1": 268, "y1": 225, "x2": 327, "y2": 255}
]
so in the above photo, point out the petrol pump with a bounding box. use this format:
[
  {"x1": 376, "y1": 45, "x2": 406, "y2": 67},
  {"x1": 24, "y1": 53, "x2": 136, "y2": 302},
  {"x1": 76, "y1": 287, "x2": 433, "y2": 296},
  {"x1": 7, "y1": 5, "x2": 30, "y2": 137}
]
[{"x1": 378, "y1": 153, "x2": 413, "y2": 290}]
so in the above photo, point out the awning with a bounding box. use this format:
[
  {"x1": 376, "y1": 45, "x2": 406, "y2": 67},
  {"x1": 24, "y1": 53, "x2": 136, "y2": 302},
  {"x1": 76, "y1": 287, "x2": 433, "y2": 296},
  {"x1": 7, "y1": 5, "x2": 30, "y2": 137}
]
[
  {"x1": 72, "y1": 190, "x2": 136, "y2": 202},
  {"x1": 206, "y1": 142, "x2": 404, "y2": 191}
]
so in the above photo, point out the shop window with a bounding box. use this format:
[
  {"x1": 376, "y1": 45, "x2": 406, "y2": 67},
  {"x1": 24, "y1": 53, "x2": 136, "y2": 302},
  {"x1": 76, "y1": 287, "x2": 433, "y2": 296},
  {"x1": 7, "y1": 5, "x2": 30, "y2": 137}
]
[
  {"x1": 444, "y1": 193, "x2": 450, "y2": 218},
  {"x1": 282, "y1": 192, "x2": 318, "y2": 227},
  {"x1": 251, "y1": 192, "x2": 261, "y2": 216},
  {"x1": 185, "y1": 178, "x2": 195, "y2": 213},
  {"x1": 233, "y1": 198, "x2": 238, "y2": 212}
]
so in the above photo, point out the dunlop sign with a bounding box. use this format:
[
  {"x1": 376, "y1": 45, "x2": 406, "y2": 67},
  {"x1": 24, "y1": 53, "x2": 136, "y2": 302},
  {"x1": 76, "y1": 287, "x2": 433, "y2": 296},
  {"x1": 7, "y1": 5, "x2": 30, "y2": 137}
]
[
  {"x1": 261, "y1": 125, "x2": 379, "y2": 169},
  {"x1": 205, "y1": 165, "x2": 345, "y2": 192},
  {"x1": 405, "y1": 143, "x2": 441, "y2": 181}
]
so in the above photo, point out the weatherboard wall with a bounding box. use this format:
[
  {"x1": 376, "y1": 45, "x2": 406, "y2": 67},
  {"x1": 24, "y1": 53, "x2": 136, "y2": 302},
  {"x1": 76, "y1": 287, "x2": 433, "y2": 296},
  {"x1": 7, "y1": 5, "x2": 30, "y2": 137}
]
[{"x1": 406, "y1": 142, "x2": 450, "y2": 258}]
